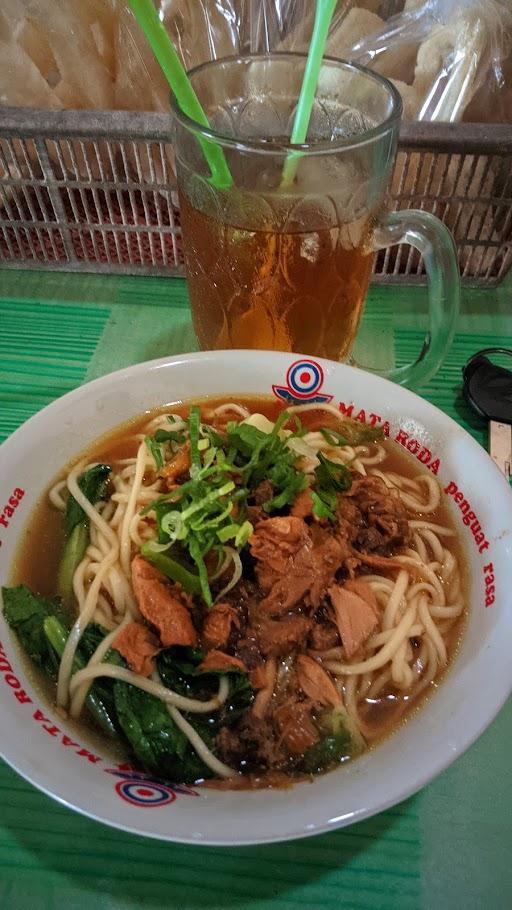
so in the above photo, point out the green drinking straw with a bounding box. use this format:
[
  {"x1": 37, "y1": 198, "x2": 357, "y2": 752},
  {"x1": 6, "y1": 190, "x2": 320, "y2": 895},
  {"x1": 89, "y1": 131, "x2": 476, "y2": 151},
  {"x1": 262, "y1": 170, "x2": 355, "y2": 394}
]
[
  {"x1": 127, "y1": 0, "x2": 232, "y2": 189},
  {"x1": 281, "y1": 0, "x2": 338, "y2": 188}
]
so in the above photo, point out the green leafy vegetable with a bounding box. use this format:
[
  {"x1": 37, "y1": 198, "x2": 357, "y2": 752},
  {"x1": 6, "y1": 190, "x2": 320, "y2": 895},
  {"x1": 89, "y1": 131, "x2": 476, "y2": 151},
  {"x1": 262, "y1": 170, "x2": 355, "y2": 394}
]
[
  {"x1": 318, "y1": 416, "x2": 384, "y2": 447},
  {"x1": 1, "y1": 585, "x2": 120, "y2": 736},
  {"x1": 145, "y1": 429, "x2": 187, "y2": 472},
  {"x1": 227, "y1": 411, "x2": 307, "y2": 515},
  {"x1": 2, "y1": 585, "x2": 66, "y2": 676},
  {"x1": 300, "y1": 708, "x2": 356, "y2": 774},
  {"x1": 311, "y1": 453, "x2": 352, "y2": 521},
  {"x1": 144, "y1": 434, "x2": 164, "y2": 471},
  {"x1": 58, "y1": 463, "x2": 111, "y2": 603},
  {"x1": 200, "y1": 425, "x2": 224, "y2": 449},
  {"x1": 290, "y1": 415, "x2": 306, "y2": 437},
  {"x1": 314, "y1": 452, "x2": 352, "y2": 493},
  {"x1": 63, "y1": 464, "x2": 111, "y2": 539},
  {"x1": 218, "y1": 669, "x2": 254, "y2": 726},
  {"x1": 113, "y1": 681, "x2": 213, "y2": 783},
  {"x1": 227, "y1": 414, "x2": 290, "y2": 490},
  {"x1": 1, "y1": 585, "x2": 245, "y2": 781},
  {"x1": 157, "y1": 646, "x2": 253, "y2": 728},
  {"x1": 263, "y1": 463, "x2": 306, "y2": 513},
  {"x1": 310, "y1": 490, "x2": 337, "y2": 521},
  {"x1": 43, "y1": 615, "x2": 122, "y2": 736}
]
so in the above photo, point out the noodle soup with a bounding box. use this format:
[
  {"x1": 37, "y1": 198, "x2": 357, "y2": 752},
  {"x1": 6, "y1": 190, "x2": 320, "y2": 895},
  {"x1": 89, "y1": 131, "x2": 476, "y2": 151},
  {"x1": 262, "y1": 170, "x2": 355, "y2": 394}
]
[{"x1": 4, "y1": 397, "x2": 466, "y2": 788}]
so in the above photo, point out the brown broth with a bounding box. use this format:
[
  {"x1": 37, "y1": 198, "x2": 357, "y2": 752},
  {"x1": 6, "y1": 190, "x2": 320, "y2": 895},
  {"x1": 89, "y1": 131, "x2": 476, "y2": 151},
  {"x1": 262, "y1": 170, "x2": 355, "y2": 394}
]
[{"x1": 8, "y1": 396, "x2": 468, "y2": 779}]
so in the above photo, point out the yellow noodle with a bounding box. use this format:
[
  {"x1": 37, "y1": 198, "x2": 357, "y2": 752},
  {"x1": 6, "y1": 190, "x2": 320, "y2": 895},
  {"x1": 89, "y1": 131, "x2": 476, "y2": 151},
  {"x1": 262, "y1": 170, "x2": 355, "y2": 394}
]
[
  {"x1": 382, "y1": 570, "x2": 409, "y2": 631},
  {"x1": 406, "y1": 581, "x2": 442, "y2": 603},
  {"x1": 48, "y1": 480, "x2": 67, "y2": 511},
  {"x1": 211, "y1": 403, "x2": 250, "y2": 420},
  {"x1": 326, "y1": 605, "x2": 417, "y2": 676},
  {"x1": 409, "y1": 520, "x2": 455, "y2": 536},
  {"x1": 69, "y1": 665, "x2": 230, "y2": 716},
  {"x1": 419, "y1": 528, "x2": 445, "y2": 563},
  {"x1": 413, "y1": 532, "x2": 429, "y2": 564},
  {"x1": 58, "y1": 547, "x2": 118, "y2": 707},
  {"x1": 286, "y1": 402, "x2": 347, "y2": 421},
  {"x1": 167, "y1": 704, "x2": 236, "y2": 778},
  {"x1": 418, "y1": 598, "x2": 448, "y2": 664},
  {"x1": 367, "y1": 667, "x2": 392, "y2": 699},
  {"x1": 367, "y1": 623, "x2": 424, "y2": 649},
  {"x1": 429, "y1": 603, "x2": 464, "y2": 618},
  {"x1": 57, "y1": 461, "x2": 120, "y2": 707},
  {"x1": 120, "y1": 441, "x2": 147, "y2": 577},
  {"x1": 355, "y1": 444, "x2": 387, "y2": 466},
  {"x1": 70, "y1": 615, "x2": 133, "y2": 717}
]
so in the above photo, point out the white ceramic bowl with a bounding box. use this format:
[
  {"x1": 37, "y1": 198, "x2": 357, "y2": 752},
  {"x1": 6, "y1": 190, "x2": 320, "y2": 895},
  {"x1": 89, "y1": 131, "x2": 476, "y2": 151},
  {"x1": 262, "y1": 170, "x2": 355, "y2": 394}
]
[{"x1": 1, "y1": 350, "x2": 511, "y2": 845}]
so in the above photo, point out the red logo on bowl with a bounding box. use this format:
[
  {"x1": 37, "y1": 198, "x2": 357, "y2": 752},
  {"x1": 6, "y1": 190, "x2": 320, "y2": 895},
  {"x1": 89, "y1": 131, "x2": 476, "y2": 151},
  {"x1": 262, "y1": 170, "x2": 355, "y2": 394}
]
[{"x1": 272, "y1": 359, "x2": 333, "y2": 404}]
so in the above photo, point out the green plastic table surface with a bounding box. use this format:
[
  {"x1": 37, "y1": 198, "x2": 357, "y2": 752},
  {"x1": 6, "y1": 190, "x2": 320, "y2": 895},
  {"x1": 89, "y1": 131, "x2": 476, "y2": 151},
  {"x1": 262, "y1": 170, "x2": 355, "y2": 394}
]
[{"x1": 0, "y1": 269, "x2": 511, "y2": 910}]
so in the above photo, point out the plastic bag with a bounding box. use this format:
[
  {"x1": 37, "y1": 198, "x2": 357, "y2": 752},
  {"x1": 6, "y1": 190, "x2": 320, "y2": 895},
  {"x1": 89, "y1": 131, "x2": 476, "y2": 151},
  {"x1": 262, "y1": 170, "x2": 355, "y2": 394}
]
[
  {"x1": 348, "y1": 0, "x2": 512, "y2": 122},
  {"x1": 0, "y1": 0, "x2": 115, "y2": 110},
  {"x1": 1, "y1": 0, "x2": 511, "y2": 124}
]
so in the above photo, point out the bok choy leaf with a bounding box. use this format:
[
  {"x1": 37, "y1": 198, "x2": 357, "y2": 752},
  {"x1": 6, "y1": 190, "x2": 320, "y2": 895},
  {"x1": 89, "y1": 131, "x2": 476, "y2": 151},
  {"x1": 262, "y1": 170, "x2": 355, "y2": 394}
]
[{"x1": 58, "y1": 464, "x2": 111, "y2": 603}]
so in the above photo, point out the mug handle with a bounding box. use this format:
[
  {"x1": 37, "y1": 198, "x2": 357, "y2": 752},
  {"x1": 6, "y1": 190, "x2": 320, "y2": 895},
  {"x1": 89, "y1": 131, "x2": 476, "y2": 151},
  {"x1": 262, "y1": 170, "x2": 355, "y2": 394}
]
[{"x1": 362, "y1": 210, "x2": 460, "y2": 388}]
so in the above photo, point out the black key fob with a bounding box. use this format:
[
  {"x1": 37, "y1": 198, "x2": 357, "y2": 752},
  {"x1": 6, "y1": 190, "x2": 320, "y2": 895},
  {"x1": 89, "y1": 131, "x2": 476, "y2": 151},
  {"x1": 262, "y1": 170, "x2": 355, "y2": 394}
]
[{"x1": 462, "y1": 349, "x2": 512, "y2": 425}]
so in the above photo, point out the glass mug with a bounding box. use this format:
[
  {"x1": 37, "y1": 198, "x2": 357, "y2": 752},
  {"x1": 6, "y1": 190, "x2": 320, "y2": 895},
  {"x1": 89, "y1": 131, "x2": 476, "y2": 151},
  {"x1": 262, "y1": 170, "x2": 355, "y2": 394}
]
[{"x1": 171, "y1": 55, "x2": 459, "y2": 387}]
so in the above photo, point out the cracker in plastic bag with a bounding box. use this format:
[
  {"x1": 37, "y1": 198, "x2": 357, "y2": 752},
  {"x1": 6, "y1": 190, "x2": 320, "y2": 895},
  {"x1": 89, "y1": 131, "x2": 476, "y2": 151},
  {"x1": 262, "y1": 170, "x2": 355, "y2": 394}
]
[
  {"x1": 464, "y1": 51, "x2": 512, "y2": 124},
  {"x1": 414, "y1": 1, "x2": 512, "y2": 122},
  {"x1": 349, "y1": 0, "x2": 512, "y2": 122},
  {"x1": 0, "y1": 0, "x2": 114, "y2": 110},
  {"x1": 33, "y1": 0, "x2": 113, "y2": 110},
  {"x1": 326, "y1": 8, "x2": 385, "y2": 60},
  {"x1": 159, "y1": 0, "x2": 240, "y2": 70}
]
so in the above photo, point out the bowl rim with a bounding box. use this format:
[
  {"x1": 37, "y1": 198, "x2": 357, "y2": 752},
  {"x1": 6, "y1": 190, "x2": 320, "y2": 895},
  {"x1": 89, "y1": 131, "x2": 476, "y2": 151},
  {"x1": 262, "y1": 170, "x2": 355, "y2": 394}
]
[{"x1": 1, "y1": 349, "x2": 511, "y2": 846}]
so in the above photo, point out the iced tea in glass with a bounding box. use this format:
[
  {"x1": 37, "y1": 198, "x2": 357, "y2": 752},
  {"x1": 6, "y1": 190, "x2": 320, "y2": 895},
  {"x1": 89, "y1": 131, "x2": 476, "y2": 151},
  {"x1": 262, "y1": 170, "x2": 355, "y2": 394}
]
[{"x1": 172, "y1": 56, "x2": 459, "y2": 386}]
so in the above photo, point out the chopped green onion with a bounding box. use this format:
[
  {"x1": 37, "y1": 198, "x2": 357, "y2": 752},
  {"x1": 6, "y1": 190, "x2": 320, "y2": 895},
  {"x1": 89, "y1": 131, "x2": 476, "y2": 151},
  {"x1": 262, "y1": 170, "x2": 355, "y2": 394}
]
[
  {"x1": 235, "y1": 520, "x2": 253, "y2": 548},
  {"x1": 141, "y1": 544, "x2": 202, "y2": 596},
  {"x1": 145, "y1": 435, "x2": 164, "y2": 470},
  {"x1": 139, "y1": 492, "x2": 174, "y2": 517},
  {"x1": 189, "y1": 502, "x2": 233, "y2": 532},
  {"x1": 154, "y1": 428, "x2": 186, "y2": 445},
  {"x1": 216, "y1": 519, "x2": 254, "y2": 545},
  {"x1": 216, "y1": 549, "x2": 243, "y2": 600},
  {"x1": 180, "y1": 481, "x2": 235, "y2": 524},
  {"x1": 188, "y1": 406, "x2": 201, "y2": 471},
  {"x1": 311, "y1": 489, "x2": 337, "y2": 521},
  {"x1": 200, "y1": 425, "x2": 225, "y2": 448},
  {"x1": 216, "y1": 525, "x2": 238, "y2": 543},
  {"x1": 315, "y1": 452, "x2": 352, "y2": 492},
  {"x1": 160, "y1": 510, "x2": 186, "y2": 542},
  {"x1": 272, "y1": 409, "x2": 290, "y2": 436},
  {"x1": 290, "y1": 415, "x2": 306, "y2": 437},
  {"x1": 320, "y1": 428, "x2": 349, "y2": 447},
  {"x1": 189, "y1": 537, "x2": 212, "y2": 606}
]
